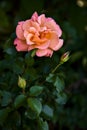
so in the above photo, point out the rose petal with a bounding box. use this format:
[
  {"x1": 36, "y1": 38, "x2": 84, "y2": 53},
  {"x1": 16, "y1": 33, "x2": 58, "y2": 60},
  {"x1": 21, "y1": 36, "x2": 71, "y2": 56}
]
[
  {"x1": 28, "y1": 45, "x2": 35, "y2": 51},
  {"x1": 32, "y1": 34, "x2": 47, "y2": 43},
  {"x1": 49, "y1": 32, "x2": 63, "y2": 51},
  {"x1": 52, "y1": 39, "x2": 63, "y2": 51},
  {"x1": 45, "y1": 19, "x2": 62, "y2": 37},
  {"x1": 31, "y1": 21, "x2": 40, "y2": 31},
  {"x1": 24, "y1": 31, "x2": 35, "y2": 45},
  {"x1": 38, "y1": 14, "x2": 46, "y2": 25},
  {"x1": 31, "y1": 12, "x2": 38, "y2": 21},
  {"x1": 36, "y1": 49, "x2": 53, "y2": 57},
  {"x1": 14, "y1": 38, "x2": 28, "y2": 51},
  {"x1": 23, "y1": 20, "x2": 32, "y2": 31},
  {"x1": 23, "y1": 19, "x2": 40, "y2": 32},
  {"x1": 45, "y1": 49, "x2": 53, "y2": 57},
  {"x1": 16, "y1": 22, "x2": 25, "y2": 40},
  {"x1": 29, "y1": 27, "x2": 37, "y2": 33},
  {"x1": 26, "y1": 33, "x2": 34, "y2": 45},
  {"x1": 35, "y1": 41, "x2": 50, "y2": 49}
]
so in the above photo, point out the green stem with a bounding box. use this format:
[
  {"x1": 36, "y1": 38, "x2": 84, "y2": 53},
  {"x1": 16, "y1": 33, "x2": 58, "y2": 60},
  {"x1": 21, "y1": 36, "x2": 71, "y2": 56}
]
[
  {"x1": 51, "y1": 62, "x2": 63, "y2": 73},
  {"x1": 22, "y1": 89, "x2": 25, "y2": 94}
]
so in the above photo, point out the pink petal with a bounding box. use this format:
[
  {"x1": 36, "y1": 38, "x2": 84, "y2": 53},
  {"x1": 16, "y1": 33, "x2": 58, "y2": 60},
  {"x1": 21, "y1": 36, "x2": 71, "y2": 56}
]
[
  {"x1": 49, "y1": 31, "x2": 63, "y2": 51},
  {"x1": 16, "y1": 22, "x2": 25, "y2": 40},
  {"x1": 31, "y1": 21, "x2": 40, "y2": 31},
  {"x1": 31, "y1": 12, "x2": 38, "y2": 21},
  {"x1": 23, "y1": 20, "x2": 32, "y2": 31},
  {"x1": 23, "y1": 20, "x2": 40, "y2": 32},
  {"x1": 18, "y1": 21, "x2": 24, "y2": 24},
  {"x1": 45, "y1": 49, "x2": 53, "y2": 57},
  {"x1": 24, "y1": 30, "x2": 29, "y2": 38},
  {"x1": 26, "y1": 33, "x2": 34, "y2": 45},
  {"x1": 36, "y1": 49, "x2": 53, "y2": 57},
  {"x1": 56, "y1": 25, "x2": 62, "y2": 37},
  {"x1": 52, "y1": 39, "x2": 63, "y2": 51},
  {"x1": 40, "y1": 26, "x2": 47, "y2": 32},
  {"x1": 28, "y1": 45, "x2": 35, "y2": 51},
  {"x1": 38, "y1": 14, "x2": 46, "y2": 25},
  {"x1": 29, "y1": 27, "x2": 37, "y2": 33},
  {"x1": 14, "y1": 38, "x2": 28, "y2": 51},
  {"x1": 45, "y1": 19, "x2": 62, "y2": 37},
  {"x1": 46, "y1": 17, "x2": 53, "y2": 22}
]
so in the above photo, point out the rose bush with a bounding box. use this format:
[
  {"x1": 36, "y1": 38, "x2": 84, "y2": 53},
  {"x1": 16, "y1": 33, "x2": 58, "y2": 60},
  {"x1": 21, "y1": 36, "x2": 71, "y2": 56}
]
[
  {"x1": 14, "y1": 12, "x2": 63, "y2": 57},
  {"x1": 0, "y1": 10, "x2": 68, "y2": 130},
  {"x1": 1, "y1": 0, "x2": 86, "y2": 129}
]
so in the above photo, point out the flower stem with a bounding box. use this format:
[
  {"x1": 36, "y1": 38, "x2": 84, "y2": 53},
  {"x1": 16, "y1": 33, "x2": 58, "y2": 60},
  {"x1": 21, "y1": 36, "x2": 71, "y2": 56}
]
[
  {"x1": 22, "y1": 89, "x2": 25, "y2": 94},
  {"x1": 51, "y1": 62, "x2": 63, "y2": 73}
]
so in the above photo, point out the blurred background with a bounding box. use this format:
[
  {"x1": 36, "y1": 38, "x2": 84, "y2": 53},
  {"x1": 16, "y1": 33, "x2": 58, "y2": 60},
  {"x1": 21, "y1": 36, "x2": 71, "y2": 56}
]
[{"x1": 0, "y1": 0, "x2": 87, "y2": 130}]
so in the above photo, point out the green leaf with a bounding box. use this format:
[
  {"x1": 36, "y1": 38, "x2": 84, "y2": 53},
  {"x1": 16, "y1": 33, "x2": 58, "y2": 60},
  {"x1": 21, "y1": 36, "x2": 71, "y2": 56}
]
[
  {"x1": 54, "y1": 77, "x2": 64, "y2": 93},
  {"x1": 42, "y1": 105, "x2": 53, "y2": 119},
  {"x1": 55, "y1": 93, "x2": 67, "y2": 105},
  {"x1": 46, "y1": 74, "x2": 64, "y2": 93},
  {"x1": 25, "y1": 109, "x2": 38, "y2": 119},
  {"x1": 4, "y1": 47, "x2": 16, "y2": 55},
  {"x1": 0, "y1": 108, "x2": 11, "y2": 125},
  {"x1": 7, "y1": 111, "x2": 21, "y2": 127},
  {"x1": 29, "y1": 86, "x2": 43, "y2": 96},
  {"x1": 38, "y1": 118, "x2": 49, "y2": 130},
  {"x1": 27, "y1": 98, "x2": 42, "y2": 116},
  {"x1": 24, "y1": 68, "x2": 38, "y2": 80},
  {"x1": 46, "y1": 73, "x2": 54, "y2": 83},
  {"x1": 14, "y1": 94, "x2": 26, "y2": 108},
  {"x1": 1, "y1": 91, "x2": 12, "y2": 107},
  {"x1": 25, "y1": 52, "x2": 34, "y2": 66}
]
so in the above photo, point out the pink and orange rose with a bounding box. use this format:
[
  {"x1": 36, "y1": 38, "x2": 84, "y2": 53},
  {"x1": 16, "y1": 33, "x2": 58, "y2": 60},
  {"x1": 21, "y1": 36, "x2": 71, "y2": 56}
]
[{"x1": 14, "y1": 12, "x2": 63, "y2": 57}]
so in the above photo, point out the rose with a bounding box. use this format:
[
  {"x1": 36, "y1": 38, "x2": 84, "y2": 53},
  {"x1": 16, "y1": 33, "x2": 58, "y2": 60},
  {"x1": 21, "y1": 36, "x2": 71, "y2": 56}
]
[{"x1": 14, "y1": 12, "x2": 63, "y2": 57}]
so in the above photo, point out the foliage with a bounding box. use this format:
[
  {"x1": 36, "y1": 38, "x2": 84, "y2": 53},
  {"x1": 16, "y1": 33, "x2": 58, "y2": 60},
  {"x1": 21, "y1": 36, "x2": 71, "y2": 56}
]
[{"x1": 0, "y1": 0, "x2": 87, "y2": 130}]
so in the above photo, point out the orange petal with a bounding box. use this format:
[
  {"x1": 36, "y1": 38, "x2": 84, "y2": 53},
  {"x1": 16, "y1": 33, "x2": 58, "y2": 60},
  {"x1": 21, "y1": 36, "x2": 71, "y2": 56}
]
[
  {"x1": 32, "y1": 34, "x2": 47, "y2": 43},
  {"x1": 35, "y1": 41, "x2": 50, "y2": 49}
]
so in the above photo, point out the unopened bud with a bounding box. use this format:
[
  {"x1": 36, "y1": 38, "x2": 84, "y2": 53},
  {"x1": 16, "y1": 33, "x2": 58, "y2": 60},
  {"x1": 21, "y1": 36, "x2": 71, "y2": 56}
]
[
  {"x1": 60, "y1": 52, "x2": 70, "y2": 63},
  {"x1": 18, "y1": 76, "x2": 26, "y2": 89},
  {"x1": 77, "y1": 0, "x2": 84, "y2": 7}
]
